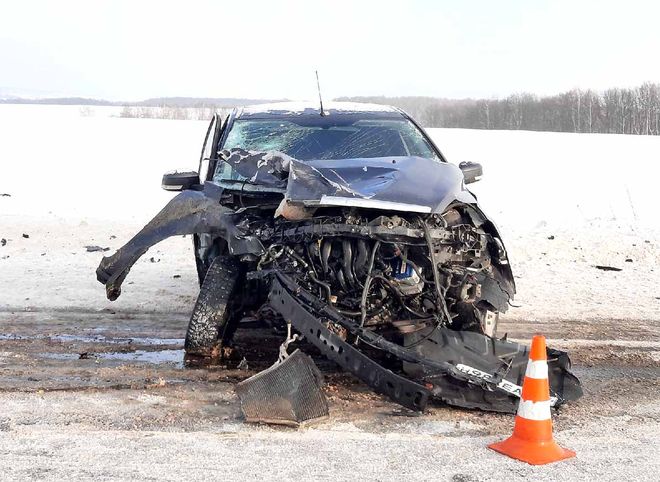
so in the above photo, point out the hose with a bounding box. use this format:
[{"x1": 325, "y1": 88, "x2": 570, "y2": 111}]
[
  {"x1": 421, "y1": 219, "x2": 452, "y2": 326},
  {"x1": 342, "y1": 239, "x2": 357, "y2": 287},
  {"x1": 360, "y1": 241, "x2": 380, "y2": 327},
  {"x1": 321, "y1": 239, "x2": 332, "y2": 275}
]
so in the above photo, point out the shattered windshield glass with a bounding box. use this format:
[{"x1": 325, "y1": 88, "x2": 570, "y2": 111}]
[{"x1": 214, "y1": 116, "x2": 440, "y2": 181}]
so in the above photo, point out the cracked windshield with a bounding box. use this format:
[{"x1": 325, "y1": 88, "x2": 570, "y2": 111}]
[{"x1": 215, "y1": 117, "x2": 440, "y2": 181}]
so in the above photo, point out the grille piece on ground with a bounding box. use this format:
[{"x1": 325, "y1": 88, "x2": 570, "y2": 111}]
[{"x1": 235, "y1": 349, "x2": 329, "y2": 427}]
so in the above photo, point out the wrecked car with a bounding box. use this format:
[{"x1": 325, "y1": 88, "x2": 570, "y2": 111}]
[{"x1": 97, "y1": 102, "x2": 582, "y2": 415}]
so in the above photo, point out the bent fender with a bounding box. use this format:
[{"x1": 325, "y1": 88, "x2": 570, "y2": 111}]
[{"x1": 96, "y1": 190, "x2": 263, "y2": 300}]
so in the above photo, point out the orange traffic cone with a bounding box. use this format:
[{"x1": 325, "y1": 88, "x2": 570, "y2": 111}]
[{"x1": 488, "y1": 335, "x2": 576, "y2": 465}]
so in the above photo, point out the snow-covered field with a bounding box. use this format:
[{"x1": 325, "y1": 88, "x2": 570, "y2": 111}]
[
  {"x1": 1, "y1": 104, "x2": 658, "y2": 322},
  {"x1": 1, "y1": 105, "x2": 659, "y2": 481},
  {"x1": 429, "y1": 127, "x2": 660, "y2": 323}
]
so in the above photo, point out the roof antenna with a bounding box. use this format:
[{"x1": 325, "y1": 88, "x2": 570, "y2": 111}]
[{"x1": 315, "y1": 70, "x2": 326, "y2": 116}]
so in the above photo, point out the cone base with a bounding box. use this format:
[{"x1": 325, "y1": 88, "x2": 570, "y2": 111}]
[{"x1": 489, "y1": 435, "x2": 576, "y2": 465}]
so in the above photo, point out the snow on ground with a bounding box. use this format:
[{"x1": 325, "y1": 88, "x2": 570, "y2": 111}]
[
  {"x1": 1, "y1": 105, "x2": 659, "y2": 481},
  {"x1": 0, "y1": 105, "x2": 659, "y2": 323},
  {"x1": 427, "y1": 128, "x2": 660, "y2": 323},
  {"x1": 0, "y1": 105, "x2": 205, "y2": 313}
]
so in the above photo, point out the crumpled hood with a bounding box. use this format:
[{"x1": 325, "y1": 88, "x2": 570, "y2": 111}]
[
  {"x1": 219, "y1": 149, "x2": 476, "y2": 213},
  {"x1": 287, "y1": 156, "x2": 476, "y2": 213}
]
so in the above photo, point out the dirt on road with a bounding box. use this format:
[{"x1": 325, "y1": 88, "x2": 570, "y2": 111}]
[{"x1": 0, "y1": 309, "x2": 658, "y2": 481}]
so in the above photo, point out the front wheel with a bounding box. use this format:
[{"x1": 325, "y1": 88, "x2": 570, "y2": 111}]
[{"x1": 184, "y1": 255, "x2": 240, "y2": 363}]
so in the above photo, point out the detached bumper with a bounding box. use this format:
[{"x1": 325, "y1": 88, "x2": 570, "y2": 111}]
[{"x1": 267, "y1": 273, "x2": 582, "y2": 413}]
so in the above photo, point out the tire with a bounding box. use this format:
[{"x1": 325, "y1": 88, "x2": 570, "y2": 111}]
[
  {"x1": 193, "y1": 234, "x2": 228, "y2": 287},
  {"x1": 192, "y1": 234, "x2": 210, "y2": 286},
  {"x1": 184, "y1": 255, "x2": 240, "y2": 361}
]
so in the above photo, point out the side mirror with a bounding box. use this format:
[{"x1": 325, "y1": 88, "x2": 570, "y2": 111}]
[
  {"x1": 161, "y1": 171, "x2": 200, "y2": 191},
  {"x1": 459, "y1": 162, "x2": 483, "y2": 184}
]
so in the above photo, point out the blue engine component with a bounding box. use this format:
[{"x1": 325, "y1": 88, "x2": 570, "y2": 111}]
[
  {"x1": 390, "y1": 257, "x2": 423, "y2": 295},
  {"x1": 391, "y1": 256, "x2": 416, "y2": 281}
]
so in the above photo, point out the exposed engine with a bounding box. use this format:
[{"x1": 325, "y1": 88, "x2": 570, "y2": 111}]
[
  {"x1": 250, "y1": 205, "x2": 513, "y2": 340},
  {"x1": 96, "y1": 149, "x2": 580, "y2": 416}
]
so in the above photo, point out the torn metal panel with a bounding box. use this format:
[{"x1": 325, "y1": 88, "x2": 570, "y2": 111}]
[
  {"x1": 285, "y1": 156, "x2": 476, "y2": 213},
  {"x1": 213, "y1": 149, "x2": 474, "y2": 214},
  {"x1": 403, "y1": 327, "x2": 582, "y2": 412},
  {"x1": 96, "y1": 190, "x2": 264, "y2": 301}
]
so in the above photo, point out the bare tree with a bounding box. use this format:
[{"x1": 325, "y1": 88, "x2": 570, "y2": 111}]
[{"x1": 340, "y1": 82, "x2": 660, "y2": 135}]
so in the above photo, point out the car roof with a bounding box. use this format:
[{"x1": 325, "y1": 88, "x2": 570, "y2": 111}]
[{"x1": 235, "y1": 101, "x2": 404, "y2": 119}]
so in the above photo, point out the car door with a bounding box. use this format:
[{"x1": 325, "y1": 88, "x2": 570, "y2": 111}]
[
  {"x1": 193, "y1": 112, "x2": 231, "y2": 284},
  {"x1": 198, "y1": 114, "x2": 218, "y2": 183}
]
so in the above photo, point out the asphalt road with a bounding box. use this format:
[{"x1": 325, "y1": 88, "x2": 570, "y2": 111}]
[{"x1": 0, "y1": 310, "x2": 658, "y2": 481}]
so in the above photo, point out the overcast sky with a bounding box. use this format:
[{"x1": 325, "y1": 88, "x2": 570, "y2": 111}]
[{"x1": 1, "y1": 0, "x2": 659, "y2": 101}]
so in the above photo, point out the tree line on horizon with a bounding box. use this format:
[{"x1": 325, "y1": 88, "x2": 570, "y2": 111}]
[
  {"x1": 5, "y1": 83, "x2": 660, "y2": 134},
  {"x1": 338, "y1": 82, "x2": 660, "y2": 135}
]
